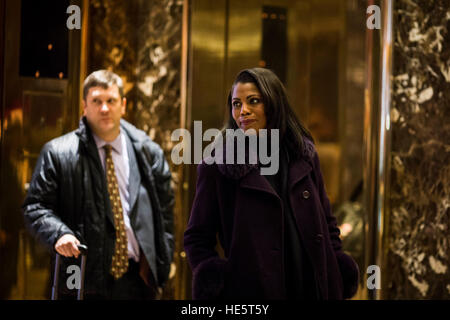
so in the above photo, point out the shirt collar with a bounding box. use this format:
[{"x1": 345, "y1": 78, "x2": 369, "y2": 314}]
[{"x1": 92, "y1": 131, "x2": 123, "y2": 155}]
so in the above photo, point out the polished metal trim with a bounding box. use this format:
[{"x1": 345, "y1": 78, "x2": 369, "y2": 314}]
[
  {"x1": 180, "y1": 0, "x2": 189, "y2": 132},
  {"x1": 174, "y1": 0, "x2": 191, "y2": 300},
  {"x1": 363, "y1": 0, "x2": 393, "y2": 300},
  {"x1": 78, "y1": 0, "x2": 90, "y2": 117},
  {"x1": 377, "y1": 0, "x2": 393, "y2": 300}
]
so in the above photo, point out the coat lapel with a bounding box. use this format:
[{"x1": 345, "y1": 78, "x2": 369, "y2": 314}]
[
  {"x1": 124, "y1": 131, "x2": 141, "y2": 217},
  {"x1": 238, "y1": 157, "x2": 312, "y2": 196},
  {"x1": 287, "y1": 157, "x2": 319, "y2": 261},
  {"x1": 239, "y1": 167, "x2": 279, "y2": 200},
  {"x1": 77, "y1": 117, "x2": 116, "y2": 228},
  {"x1": 288, "y1": 157, "x2": 312, "y2": 190}
]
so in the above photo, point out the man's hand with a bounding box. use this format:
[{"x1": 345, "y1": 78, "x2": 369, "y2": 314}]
[{"x1": 54, "y1": 234, "x2": 80, "y2": 258}]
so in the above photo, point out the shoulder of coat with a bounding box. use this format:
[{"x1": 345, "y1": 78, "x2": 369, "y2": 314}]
[
  {"x1": 120, "y1": 119, "x2": 149, "y2": 143},
  {"x1": 44, "y1": 130, "x2": 80, "y2": 156}
]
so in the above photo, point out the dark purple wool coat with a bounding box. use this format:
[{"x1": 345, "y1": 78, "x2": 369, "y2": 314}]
[{"x1": 184, "y1": 143, "x2": 359, "y2": 300}]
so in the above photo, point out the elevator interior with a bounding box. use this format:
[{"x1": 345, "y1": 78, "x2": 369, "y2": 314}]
[{"x1": 0, "y1": 0, "x2": 83, "y2": 299}]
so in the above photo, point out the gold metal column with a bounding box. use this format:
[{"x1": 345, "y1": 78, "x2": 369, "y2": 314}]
[
  {"x1": 174, "y1": 0, "x2": 191, "y2": 300},
  {"x1": 363, "y1": 0, "x2": 393, "y2": 300}
]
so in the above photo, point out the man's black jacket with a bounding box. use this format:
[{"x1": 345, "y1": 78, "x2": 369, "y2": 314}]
[{"x1": 22, "y1": 117, "x2": 174, "y2": 296}]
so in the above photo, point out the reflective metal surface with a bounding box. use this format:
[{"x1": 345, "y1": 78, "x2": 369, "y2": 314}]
[
  {"x1": 363, "y1": 0, "x2": 393, "y2": 300},
  {"x1": 189, "y1": 0, "x2": 228, "y2": 130},
  {"x1": 173, "y1": 0, "x2": 191, "y2": 300},
  {"x1": 185, "y1": 1, "x2": 229, "y2": 295},
  {"x1": 0, "y1": 0, "x2": 83, "y2": 299}
]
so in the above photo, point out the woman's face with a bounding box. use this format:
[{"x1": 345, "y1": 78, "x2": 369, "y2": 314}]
[{"x1": 231, "y1": 82, "x2": 267, "y2": 133}]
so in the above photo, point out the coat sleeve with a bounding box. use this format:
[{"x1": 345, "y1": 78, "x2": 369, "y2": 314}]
[
  {"x1": 148, "y1": 143, "x2": 175, "y2": 264},
  {"x1": 311, "y1": 150, "x2": 360, "y2": 299},
  {"x1": 184, "y1": 163, "x2": 227, "y2": 300},
  {"x1": 22, "y1": 142, "x2": 75, "y2": 252}
]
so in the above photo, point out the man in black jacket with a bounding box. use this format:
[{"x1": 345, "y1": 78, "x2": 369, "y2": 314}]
[{"x1": 22, "y1": 70, "x2": 174, "y2": 299}]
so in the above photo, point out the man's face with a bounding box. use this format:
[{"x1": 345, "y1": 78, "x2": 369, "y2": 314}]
[{"x1": 83, "y1": 85, "x2": 126, "y2": 141}]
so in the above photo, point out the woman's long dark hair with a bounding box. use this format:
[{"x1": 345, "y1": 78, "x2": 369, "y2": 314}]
[{"x1": 225, "y1": 67, "x2": 314, "y2": 159}]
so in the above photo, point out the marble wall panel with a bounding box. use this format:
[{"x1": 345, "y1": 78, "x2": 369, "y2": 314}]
[
  {"x1": 88, "y1": 0, "x2": 183, "y2": 161},
  {"x1": 387, "y1": 0, "x2": 450, "y2": 299},
  {"x1": 88, "y1": 0, "x2": 183, "y2": 299}
]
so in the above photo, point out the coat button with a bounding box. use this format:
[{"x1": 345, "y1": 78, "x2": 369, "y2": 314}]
[
  {"x1": 302, "y1": 190, "x2": 310, "y2": 199},
  {"x1": 316, "y1": 234, "x2": 323, "y2": 243}
]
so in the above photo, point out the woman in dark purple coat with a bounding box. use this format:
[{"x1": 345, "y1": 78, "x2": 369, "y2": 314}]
[{"x1": 184, "y1": 68, "x2": 359, "y2": 300}]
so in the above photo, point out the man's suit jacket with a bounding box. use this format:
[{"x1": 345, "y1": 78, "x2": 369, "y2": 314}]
[{"x1": 23, "y1": 117, "x2": 175, "y2": 297}]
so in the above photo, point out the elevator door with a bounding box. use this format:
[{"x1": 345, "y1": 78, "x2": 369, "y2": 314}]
[
  {"x1": 0, "y1": 0, "x2": 82, "y2": 299},
  {"x1": 189, "y1": 0, "x2": 347, "y2": 220},
  {"x1": 187, "y1": 0, "x2": 366, "y2": 298}
]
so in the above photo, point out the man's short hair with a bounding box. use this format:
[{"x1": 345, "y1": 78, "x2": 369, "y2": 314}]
[{"x1": 83, "y1": 70, "x2": 124, "y2": 100}]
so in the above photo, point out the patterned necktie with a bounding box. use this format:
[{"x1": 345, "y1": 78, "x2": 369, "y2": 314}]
[{"x1": 104, "y1": 144, "x2": 129, "y2": 280}]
